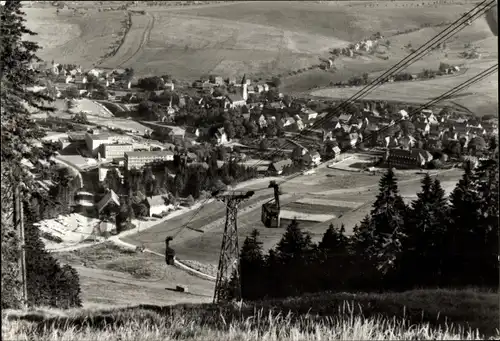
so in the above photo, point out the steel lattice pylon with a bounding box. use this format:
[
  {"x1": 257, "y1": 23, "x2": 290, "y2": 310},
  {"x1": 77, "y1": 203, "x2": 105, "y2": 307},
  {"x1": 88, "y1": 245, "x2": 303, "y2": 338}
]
[{"x1": 213, "y1": 191, "x2": 254, "y2": 304}]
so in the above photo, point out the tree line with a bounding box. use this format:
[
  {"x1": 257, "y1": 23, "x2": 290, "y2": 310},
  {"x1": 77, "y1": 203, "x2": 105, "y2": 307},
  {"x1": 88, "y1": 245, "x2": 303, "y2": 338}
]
[
  {"x1": 225, "y1": 158, "x2": 498, "y2": 301},
  {"x1": 1, "y1": 0, "x2": 82, "y2": 309}
]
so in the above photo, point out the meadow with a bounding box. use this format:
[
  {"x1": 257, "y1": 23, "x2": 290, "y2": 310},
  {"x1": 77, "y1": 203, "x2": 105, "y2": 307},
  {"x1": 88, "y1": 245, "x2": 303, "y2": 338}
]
[
  {"x1": 54, "y1": 242, "x2": 168, "y2": 280},
  {"x1": 25, "y1": 0, "x2": 496, "y2": 90},
  {"x1": 4, "y1": 289, "x2": 498, "y2": 340},
  {"x1": 24, "y1": 7, "x2": 127, "y2": 69}
]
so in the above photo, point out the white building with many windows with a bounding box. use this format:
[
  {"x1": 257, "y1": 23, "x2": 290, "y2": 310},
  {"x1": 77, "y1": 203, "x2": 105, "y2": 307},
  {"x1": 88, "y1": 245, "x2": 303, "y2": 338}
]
[
  {"x1": 125, "y1": 150, "x2": 174, "y2": 170},
  {"x1": 85, "y1": 132, "x2": 132, "y2": 156},
  {"x1": 101, "y1": 143, "x2": 134, "y2": 159}
]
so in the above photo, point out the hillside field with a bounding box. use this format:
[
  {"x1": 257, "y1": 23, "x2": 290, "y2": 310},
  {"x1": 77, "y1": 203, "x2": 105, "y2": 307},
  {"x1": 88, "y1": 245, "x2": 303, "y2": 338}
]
[
  {"x1": 24, "y1": 1, "x2": 496, "y2": 89},
  {"x1": 24, "y1": 7, "x2": 127, "y2": 68}
]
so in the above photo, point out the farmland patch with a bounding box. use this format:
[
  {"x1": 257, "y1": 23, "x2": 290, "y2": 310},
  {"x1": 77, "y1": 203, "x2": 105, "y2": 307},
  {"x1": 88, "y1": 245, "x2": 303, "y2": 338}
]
[
  {"x1": 285, "y1": 202, "x2": 354, "y2": 216},
  {"x1": 295, "y1": 198, "x2": 362, "y2": 209},
  {"x1": 25, "y1": 8, "x2": 126, "y2": 68},
  {"x1": 279, "y1": 210, "x2": 335, "y2": 222}
]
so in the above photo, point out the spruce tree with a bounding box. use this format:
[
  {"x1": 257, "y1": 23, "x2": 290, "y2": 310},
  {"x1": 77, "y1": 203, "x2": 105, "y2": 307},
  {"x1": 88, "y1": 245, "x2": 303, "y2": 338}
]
[
  {"x1": 1, "y1": 0, "x2": 80, "y2": 308},
  {"x1": 395, "y1": 174, "x2": 448, "y2": 289},
  {"x1": 445, "y1": 161, "x2": 482, "y2": 286},
  {"x1": 104, "y1": 168, "x2": 122, "y2": 194},
  {"x1": 318, "y1": 223, "x2": 350, "y2": 290},
  {"x1": 239, "y1": 229, "x2": 266, "y2": 300},
  {"x1": 353, "y1": 169, "x2": 407, "y2": 276},
  {"x1": 142, "y1": 167, "x2": 155, "y2": 197},
  {"x1": 24, "y1": 200, "x2": 83, "y2": 308},
  {"x1": 273, "y1": 219, "x2": 316, "y2": 297},
  {"x1": 470, "y1": 158, "x2": 499, "y2": 287}
]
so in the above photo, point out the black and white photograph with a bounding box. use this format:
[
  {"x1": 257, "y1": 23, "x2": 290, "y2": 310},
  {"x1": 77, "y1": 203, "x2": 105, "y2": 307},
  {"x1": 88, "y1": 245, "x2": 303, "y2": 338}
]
[{"x1": 1, "y1": 0, "x2": 498, "y2": 340}]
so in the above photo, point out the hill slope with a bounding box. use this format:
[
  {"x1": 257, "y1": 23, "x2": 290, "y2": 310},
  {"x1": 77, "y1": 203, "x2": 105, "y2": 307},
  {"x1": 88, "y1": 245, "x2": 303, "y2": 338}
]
[{"x1": 24, "y1": 1, "x2": 495, "y2": 83}]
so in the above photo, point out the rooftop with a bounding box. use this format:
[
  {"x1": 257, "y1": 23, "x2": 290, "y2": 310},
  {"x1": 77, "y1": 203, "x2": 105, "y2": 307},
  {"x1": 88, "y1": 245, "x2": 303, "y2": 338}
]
[
  {"x1": 125, "y1": 150, "x2": 174, "y2": 158},
  {"x1": 86, "y1": 132, "x2": 119, "y2": 141}
]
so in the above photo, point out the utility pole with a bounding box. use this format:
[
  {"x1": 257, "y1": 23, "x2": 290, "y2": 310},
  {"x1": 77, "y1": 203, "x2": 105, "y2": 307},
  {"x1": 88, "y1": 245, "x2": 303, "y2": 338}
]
[
  {"x1": 13, "y1": 184, "x2": 28, "y2": 309},
  {"x1": 213, "y1": 190, "x2": 254, "y2": 304}
]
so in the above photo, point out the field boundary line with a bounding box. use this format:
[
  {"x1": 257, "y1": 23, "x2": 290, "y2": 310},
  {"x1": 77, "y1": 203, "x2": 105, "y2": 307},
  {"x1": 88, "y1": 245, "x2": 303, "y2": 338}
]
[{"x1": 97, "y1": 11, "x2": 132, "y2": 67}]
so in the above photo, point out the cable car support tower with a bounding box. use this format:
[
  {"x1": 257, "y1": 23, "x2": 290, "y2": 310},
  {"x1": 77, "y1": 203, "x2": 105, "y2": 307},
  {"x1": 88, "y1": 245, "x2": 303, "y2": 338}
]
[{"x1": 213, "y1": 190, "x2": 254, "y2": 304}]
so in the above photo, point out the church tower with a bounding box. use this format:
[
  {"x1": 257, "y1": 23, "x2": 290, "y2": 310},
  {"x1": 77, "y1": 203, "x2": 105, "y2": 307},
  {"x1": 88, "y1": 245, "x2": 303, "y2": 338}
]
[{"x1": 241, "y1": 74, "x2": 248, "y2": 101}]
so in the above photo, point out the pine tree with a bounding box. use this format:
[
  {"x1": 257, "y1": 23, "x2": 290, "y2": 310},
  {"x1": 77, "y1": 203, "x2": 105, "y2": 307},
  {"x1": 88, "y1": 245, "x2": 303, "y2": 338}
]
[
  {"x1": 317, "y1": 223, "x2": 351, "y2": 291},
  {"x1": 444, "y1": 161, "x2": 482, "y2": 286},
  {"x1": 104, "y1": 168, "x2": 122, "y2": 194},
  {"x1": 1, "y1": 0, "x2": 80, "y2": 308},
  {"x1": 275, "y1": 219, "x2": 314, "y2": 262},
  {"x1": 353, "y1": 169, "x2": 407, "y2": 276},
  {"x1": 173, "y1": 174, "x2": 185, "y2": 197},
  {"x1": 24, "y1": 201, "x2": 82, "y2": 308},
  {"x1": 470, "y1": 157, "x2": 499, "y2": 287},
  {"x1": 142, "y1": 167, "x2": 155, "y2": 197},
  {"x1": 395, "y1": 174, "x2": 448, "y2": 289},
  {"x1": 272, "y1": 219, "x2": 316, "y2": 297},
  {"x1": 239, "y1": 229, "x2": 266, "y2": 300},
  {"x1": 319, "y1": 223, "x2": 348, "y2": 253}
]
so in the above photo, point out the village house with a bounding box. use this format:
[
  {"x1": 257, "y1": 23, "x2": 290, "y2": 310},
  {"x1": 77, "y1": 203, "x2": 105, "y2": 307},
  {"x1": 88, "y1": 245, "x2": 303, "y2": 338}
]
[
  {"x1": 398, "y1": 109, "x2": 409, "y2": 119},
  {"x1": 385, "y1": 136, "x2": 399, "y2": 148},
  {"x1": 292, "y1": 146, "x2": 309, "y2": 162},
  {"x1": 300, "y1": 107, "x2": 318, "y2": 121},
  {"x1": 466, "y1": 120, "x2": 483, "y2": 129},
  {"x1": 164, "y1": 81, "x2": 175, "y2": 91},
  {"x1": 426, "y1": 138, "x2": 442, "y2": 151},
  {"x1": 461, "y1": 155, "x2": 479, "y2": 168},
  {"x1": 341, "y1": 124, "x2": 352, "y2": 133},
  {"x1": 282, "y1": 117, "x2": 296, "y2": 129},
  {"x1": 246, "y1": 85, "x2": 255, "y2": 95},
  {"x1": 98, "y1": 166, "x2": 124, "y2": 182},
  {"x1": 146, "y1": 195, "x2": 170, "y2": 217},
  {"x1": 225, "y1": 85, "x2": 247, "y2": 108},
  {"x1": 214, "y1": 76, "x2": 224, "y2": 85},
  {"x1": 302, "y1": 151, "x2": 321, "y2": 167},
  {"x1": 214, "y1": 127, "x2": 229, "y2": 145},
  {"x1": 96, "y1": 189, "x2": 120, "y2": 215},
  {"x1": 330, "y1": 145, "x2": 342, "y2": 159},
  {"x1": 188, "y1": 161, "x2": 210, "y2": 170},
  {"x1": 186, "y1": 127, "x2": 201, "y2": 138},
  {"x1": 398, "y1": 135, "x2": 416, "y2": 150},
  {"x1": 386, "y1": 148, "x2": 425, "y2": 169},
  {"x1": 267, "y1": 159, "x2": 293, "y2": 176},
  {"x1": 451, "y1": 124, "x2": 470, "y2": 139},
  {"x1": 325, "y1": 119, "x2": 341, "y2": 131},
  {"x1": 468, "y1": 126, "x2": 487, "y2": 137},
  {"x1": 421, "y1": 109, "x2": 439, "y2": 125},
  {"x1": 414, "y1": 122, "x2": 431, "y2": 135},
  {"x1": 294, "y1": 119, "x2": 305, "y2": 131},
  {"x1": 338, "y1": 113, "x2": 352, "y2": 123},
  {"x1": 267, "y1": 101, "x2": 285, "y2": 110}
]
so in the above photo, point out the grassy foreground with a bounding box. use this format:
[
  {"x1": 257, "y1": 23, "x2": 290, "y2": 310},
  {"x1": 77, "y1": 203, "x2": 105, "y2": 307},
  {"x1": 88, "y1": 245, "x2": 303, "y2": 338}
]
[{"x1": 3, "y1": 289, "x2": 498, "y2": 340}]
